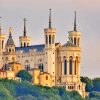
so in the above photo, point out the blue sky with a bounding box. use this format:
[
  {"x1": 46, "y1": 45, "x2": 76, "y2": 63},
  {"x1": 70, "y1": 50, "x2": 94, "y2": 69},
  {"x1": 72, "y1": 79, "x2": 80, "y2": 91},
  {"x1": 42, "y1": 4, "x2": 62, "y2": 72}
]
[{"x1": 0, "y1": 0, "x2": 100, "y2": 78}]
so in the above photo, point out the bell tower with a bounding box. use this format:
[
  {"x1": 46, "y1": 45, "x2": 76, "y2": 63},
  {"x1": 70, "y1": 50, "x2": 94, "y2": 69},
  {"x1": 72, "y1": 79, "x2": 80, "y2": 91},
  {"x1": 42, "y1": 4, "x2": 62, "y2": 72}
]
[
  {"x1": 69, "y1": 11, "x2": 81, "y2": 47},
  {"x1": 4, "y1": 27, "x2": 16, "y2": 64},
  {"x1": 0, "y1": 17, "x2": 6, "y2": 53},
  {"x1": 19, "y1": 18, "x2": 31, "y2": 47},
  {"x1": 44, "y1": 9, "x2": 56, "y2": 86}
]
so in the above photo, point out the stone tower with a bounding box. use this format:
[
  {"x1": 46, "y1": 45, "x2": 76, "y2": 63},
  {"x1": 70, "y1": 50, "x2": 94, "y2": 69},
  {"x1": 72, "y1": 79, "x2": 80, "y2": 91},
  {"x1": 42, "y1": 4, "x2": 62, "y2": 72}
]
[
  {"x1": 0, "y1": 17, "x2": 6, "y2": 68},
  {"x1": 0, "y1": 17, "x2": 6, "y2": 53},
  {"x1": 3, "y1": 27, "x2": 16, "y2": 64},
  {"x1": 44, "y1": 9, "x2": 56, "y2": 86},
  {"x1": 57, "y1": 12, "x2": 86, "y2": 98},
  {"x1": 19, "y1": 18, "x2": 31, "y2": 47},
  {"x1": 69, "y1": 11, "x2": 81, "y2": 47}
]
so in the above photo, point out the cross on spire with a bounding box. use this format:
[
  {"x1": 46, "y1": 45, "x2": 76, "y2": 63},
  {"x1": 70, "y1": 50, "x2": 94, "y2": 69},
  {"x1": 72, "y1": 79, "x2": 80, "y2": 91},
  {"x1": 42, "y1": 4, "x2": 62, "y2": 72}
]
[
  {"x1": 23, "y1": 18, "x2": 27, "y2": 36},
  {"x1": 49, "y1": 9, "x2": 52, "y2": 28},
  {"x1": 74, "y1": 11, "x2": 77, "y2": 31}
]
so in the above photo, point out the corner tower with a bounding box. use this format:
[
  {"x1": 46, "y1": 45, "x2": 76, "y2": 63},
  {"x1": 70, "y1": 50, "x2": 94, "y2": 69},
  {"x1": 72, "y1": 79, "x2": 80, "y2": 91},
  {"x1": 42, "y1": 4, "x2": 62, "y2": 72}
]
[
  {"x1": 19, "y1": 18, "x2": 31, "y2": 47},
  {"x1": 69, "y1": 11, "x2": 81, "y2": 47},
  {"x1": 0, "y1": 17, "x2": 6, "y2": 53},
  {"x1": 3, "y1": 27, "x2": 16, "y2": 64},
  {"x1": 44, "y1": 9, "x2": 56, "y2": 86}
]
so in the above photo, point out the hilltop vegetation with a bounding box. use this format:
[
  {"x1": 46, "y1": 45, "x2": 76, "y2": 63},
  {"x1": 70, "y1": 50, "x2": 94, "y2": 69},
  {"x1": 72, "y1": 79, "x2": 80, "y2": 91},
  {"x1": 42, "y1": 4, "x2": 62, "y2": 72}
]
[{"x1": 0, "y1": 77, "x2": 99, "y2": 100}]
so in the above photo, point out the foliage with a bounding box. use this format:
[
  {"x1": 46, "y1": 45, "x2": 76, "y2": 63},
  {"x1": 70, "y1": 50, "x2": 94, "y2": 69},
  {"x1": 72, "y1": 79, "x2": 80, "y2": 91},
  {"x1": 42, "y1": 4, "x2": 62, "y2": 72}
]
[
  {"x1": 0, "y1": 77, "x2": 99, "y2": 100},
  {"x1": 16, "y1": 70, "x2": 32, "y2": 81},
  {"x1": 81, "y1": 76, "x2": 93, "y2": 92},
  {"x1": 93, "y1": 78, "x2": 100, "y2": 91}
]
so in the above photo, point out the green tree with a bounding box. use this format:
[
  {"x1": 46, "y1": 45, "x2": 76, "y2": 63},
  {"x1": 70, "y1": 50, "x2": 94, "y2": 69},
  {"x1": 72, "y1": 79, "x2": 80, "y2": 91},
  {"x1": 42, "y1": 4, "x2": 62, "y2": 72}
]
[
  {"x1": 16, "y1": 70, "x2": 32, "y2": 81},
  {"x1": 81, "y1": 76, "x2": 93, "y2": 92},
  {"x1": 93, "y1": 78, "x2": 100, "y2": 91}
]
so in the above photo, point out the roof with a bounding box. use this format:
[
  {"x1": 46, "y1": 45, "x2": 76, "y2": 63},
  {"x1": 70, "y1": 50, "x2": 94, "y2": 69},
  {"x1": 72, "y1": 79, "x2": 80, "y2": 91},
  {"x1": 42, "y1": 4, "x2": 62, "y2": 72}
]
[
  {"x1": 6, "y1": 34, "x2": 15, "y2": 46},
  {"x1": 16, "y1": 44, "x2": 45, "y2": 52},
  {"x1": 63, "y1": 41, "x2": 76, "y2": 47}
]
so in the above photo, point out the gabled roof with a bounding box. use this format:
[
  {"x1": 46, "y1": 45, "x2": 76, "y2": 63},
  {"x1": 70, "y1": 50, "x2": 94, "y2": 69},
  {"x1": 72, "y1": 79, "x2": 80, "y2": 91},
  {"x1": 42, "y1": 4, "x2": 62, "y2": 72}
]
[{"x1": 15, "y1": 44, "x2": 45, "y2": 52}]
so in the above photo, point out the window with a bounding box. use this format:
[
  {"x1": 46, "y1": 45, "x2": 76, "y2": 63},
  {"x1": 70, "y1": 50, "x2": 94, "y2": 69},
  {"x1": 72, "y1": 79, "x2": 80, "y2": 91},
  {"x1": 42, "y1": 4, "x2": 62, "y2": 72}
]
[
  {"x1": 64, "y1": 59, "x2": 67, "y2": 75},
  {"x1": 9, "y1": 49, "x2": 11, "y2": 52},
  {"x1": 49, "y1": 35, "x2": 51, "y2": 44},
  {"x1": 2, "y1": 40, "x2": 4, "y2": 49},
  {"x1": 24, "y1": 42, "x2": 26, "y2": 47},
  {"x1": 74, "y1": 37, "x2": 76, "y2": 45},
  {"x1": 46, "y1": 76, "x2": 48, "y2": 80},
  {"x1": 69, "y1": 57, "x2": 73, "y2": 75},
  {"x1": 75, "y1": 60, "x2": 77, "y2": 75}
]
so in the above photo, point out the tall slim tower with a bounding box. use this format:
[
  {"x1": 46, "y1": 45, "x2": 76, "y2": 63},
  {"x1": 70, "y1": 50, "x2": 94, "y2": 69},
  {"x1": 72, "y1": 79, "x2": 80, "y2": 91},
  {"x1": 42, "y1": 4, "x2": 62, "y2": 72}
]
[
  {"x1": 19, "y1": 18, "x2": 31, "y2": 47},
  {"x1": 44, "y1": 9, "x2": 56, "y2": 86},
  {"x1": 0, "y1": 17, "x2": 6, "y2": 69},
  {"x1": 69, "y1": 11, "x2": 81, "y2": 47},
  {"x1": 0, "y1": 17, "x2": 6, "y2": 53}
]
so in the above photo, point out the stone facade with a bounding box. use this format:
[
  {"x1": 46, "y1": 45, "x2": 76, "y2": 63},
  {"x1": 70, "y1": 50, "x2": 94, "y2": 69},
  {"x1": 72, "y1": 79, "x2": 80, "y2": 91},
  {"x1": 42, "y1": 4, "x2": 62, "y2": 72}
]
[{"x1": 0, "y1": 11, "x2": 86, "y2": 97}]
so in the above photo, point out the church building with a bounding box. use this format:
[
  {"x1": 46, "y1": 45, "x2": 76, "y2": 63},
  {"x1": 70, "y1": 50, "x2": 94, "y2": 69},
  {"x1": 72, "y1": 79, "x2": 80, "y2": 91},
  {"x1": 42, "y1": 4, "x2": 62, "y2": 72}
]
[{"x1": 0, "y1": 10, "x2": 86, "y2": 97}]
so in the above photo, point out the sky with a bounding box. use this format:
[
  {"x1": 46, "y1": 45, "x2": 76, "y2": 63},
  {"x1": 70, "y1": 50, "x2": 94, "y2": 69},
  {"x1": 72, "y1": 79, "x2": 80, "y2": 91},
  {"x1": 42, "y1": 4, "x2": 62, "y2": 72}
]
[{"x1": 0, "y1": 0, "x2": 100, "y2": 78}]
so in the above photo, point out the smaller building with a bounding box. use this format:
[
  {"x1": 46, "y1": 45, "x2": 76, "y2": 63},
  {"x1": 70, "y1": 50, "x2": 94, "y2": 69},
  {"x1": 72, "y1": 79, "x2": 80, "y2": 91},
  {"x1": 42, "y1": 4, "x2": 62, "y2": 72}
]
[
  {"x1": 0, "y1": 69, "x2": 15, "y2": 80},
  {"x1": 0, "y1": 69, "x2": 6, "y2": 79},
  {"x1": 39, "y1": 72, "x2": 52, "y2": 87},
  {"x1": 31, "y1": 68, "x2": 52, "y2": 87},
  {"x1": 9, "y1": 62, "x2": 23, "y2": 74}
]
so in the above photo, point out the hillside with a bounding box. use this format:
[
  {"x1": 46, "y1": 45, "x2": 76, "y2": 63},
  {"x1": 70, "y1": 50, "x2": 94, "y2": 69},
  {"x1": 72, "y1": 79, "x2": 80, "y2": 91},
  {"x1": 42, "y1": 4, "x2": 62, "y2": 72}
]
[{"x1": 0, "y1": 78, "x2": 100, "y2": 100}]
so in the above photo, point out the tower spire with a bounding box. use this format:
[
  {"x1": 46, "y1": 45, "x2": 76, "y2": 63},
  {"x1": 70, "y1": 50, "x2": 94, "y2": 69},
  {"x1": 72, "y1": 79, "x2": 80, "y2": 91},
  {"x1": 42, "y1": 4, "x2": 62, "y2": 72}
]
[
  {"x1": 23, "y1": 18, "x2": 27, "y2": 36},
  {"x1": 0, "y1": 17, "x2": 2, "y2": 34},
  {"x1": 49, "y1": 9, "x2": 52, "y2": 28},
  {"x1": 9, "y1": 27, "x2": 12, "y2": 38},
  {"x1": 74, "y1": 11, "x2": 77, "y2": 31}
]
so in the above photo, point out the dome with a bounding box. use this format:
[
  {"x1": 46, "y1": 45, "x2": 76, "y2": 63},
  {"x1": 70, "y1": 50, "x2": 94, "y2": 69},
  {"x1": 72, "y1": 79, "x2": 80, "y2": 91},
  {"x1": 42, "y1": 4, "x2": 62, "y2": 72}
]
[{"x1": 6, "y1": 34, "x2": 15, "y2": 46}]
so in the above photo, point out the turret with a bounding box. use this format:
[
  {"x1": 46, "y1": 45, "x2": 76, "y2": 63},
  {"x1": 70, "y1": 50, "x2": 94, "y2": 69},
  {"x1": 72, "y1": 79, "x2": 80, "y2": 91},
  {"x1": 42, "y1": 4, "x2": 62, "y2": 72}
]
[
  {"x1": 68, "y1": 11, "x2": 81, "y2": 47},
  {"x1": 0, "y1": 17, "x2": 6, "y2": 53},
  {"x1": 44, "y1": 9, "x2": 56, "y2": 49},
  {"x1": 19, "y1": 18, "x2": 31, "y2": 47}
]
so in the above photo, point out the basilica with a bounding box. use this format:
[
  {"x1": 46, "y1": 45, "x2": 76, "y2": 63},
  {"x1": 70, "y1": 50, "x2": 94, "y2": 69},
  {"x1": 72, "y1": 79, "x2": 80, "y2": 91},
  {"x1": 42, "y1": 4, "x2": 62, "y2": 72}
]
[{"x1": 0, "y1": 10, "x2": 86, "y2": 97}]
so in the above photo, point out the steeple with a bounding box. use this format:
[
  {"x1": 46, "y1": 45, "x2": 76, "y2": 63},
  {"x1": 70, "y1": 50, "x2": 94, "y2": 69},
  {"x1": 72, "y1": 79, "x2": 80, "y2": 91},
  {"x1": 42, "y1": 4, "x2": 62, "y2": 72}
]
[
  {"x1": 9, "y1": 27, "x2": 12, "y2": 38},
  {"x1": 74, "y1": 11, "x2": 77, "y2": 31},
  {"x1": 0, "y1": 17, "x2": 2, "y2": 34},
  {"x1": 23, "y1": 18, "x2": 27, "y2": 37},
  {"x1": 49, "y1": 9, "x2": 52, "y2": 28}
]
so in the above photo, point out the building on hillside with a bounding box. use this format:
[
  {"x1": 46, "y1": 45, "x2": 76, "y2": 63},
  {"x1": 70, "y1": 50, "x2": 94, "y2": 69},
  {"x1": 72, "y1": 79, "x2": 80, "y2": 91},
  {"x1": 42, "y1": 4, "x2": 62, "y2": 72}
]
[
  {"x1": 30, "y1": 68, "x2": 52, "y2": 87},
  {"x1": 0, "y1": 10, "x2": 86, "y2": 97}
]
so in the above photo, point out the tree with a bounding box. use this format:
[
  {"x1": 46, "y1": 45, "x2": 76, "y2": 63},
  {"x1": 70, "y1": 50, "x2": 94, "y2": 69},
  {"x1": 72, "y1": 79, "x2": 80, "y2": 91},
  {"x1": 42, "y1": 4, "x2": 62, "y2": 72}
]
[
  {"x1": 80, "y1": 76, "x2": 93, "y2": 92},
  {"x1": 93, "y1": 78, "x2": 100, "y2": 91},
  {"x1": 16, "y1": 70, "x2": 32, "y2": 81}
]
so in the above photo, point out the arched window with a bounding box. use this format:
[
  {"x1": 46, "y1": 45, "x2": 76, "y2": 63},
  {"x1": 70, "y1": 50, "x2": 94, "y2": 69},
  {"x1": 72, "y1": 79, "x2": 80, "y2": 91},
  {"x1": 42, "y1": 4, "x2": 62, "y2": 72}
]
[
  {"x1": 75, "y1": 60, "x2": 77, "y2": 75},
  {"x1": 69, "y1": 57, "x2": 73, "y2": 75},
  {"x1": 2, "y1": 40, "x2": 4, "y2": 49},
  {"x1": 24, "y1": 42, "x2": 26, "y2": 47},
  {"x1": 9, "y1": 49, "x2": 11, "y2": 52},
  {"x1": 64, "y1": 59, "x2": 67, "y2": 75},
  {"x1": 74, "y1": 37, "x2": 76, "y2": 45},
  {"x1": 46, "y1": 35, "x2": 48, "y2": 44},
  {"x1": 49, "y1": 35, "x2": 51, "y2": 44},
  {"x1": 52, "y1": 35, "x2": 55, "y2": 44}
]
